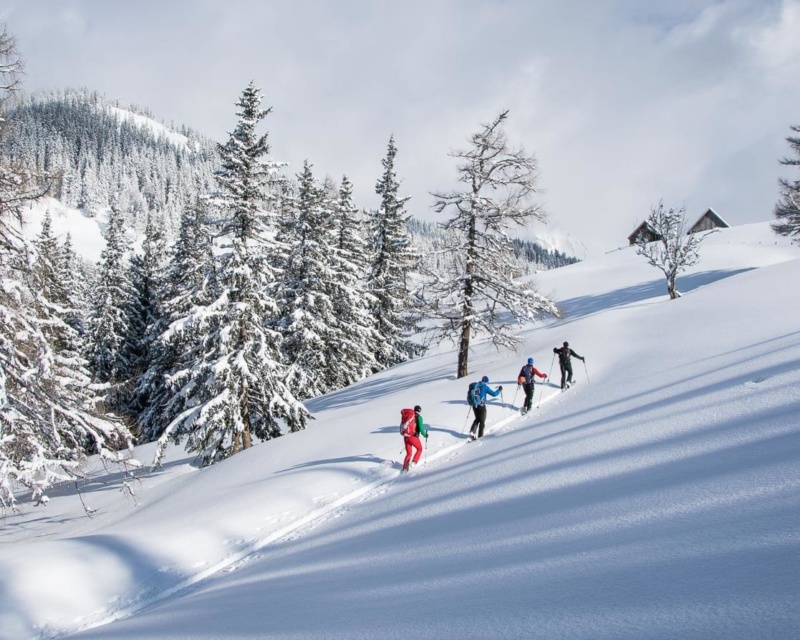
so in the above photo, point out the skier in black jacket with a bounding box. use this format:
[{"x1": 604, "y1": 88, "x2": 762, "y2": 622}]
[{"x1": 553, "y1": 341, "x2": 585, "y2": 390}]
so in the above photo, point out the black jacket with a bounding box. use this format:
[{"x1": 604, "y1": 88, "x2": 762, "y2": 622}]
[{"x1": 554, "y1": 346, "x2": 582, "y2": 365}]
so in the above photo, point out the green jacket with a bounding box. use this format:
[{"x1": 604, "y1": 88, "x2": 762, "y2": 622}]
[{"x1": 416, "y1": 414, "x2": 428, "y2": 438}]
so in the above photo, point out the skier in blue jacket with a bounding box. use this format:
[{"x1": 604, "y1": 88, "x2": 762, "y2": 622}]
[{"x1": 469, "y1": 376, "x2": 502, "y2": 441}]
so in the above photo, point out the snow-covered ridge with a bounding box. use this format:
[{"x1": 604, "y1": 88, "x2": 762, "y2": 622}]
[
  {"x1": 529, "y1": 224, "x2": 590, "y2": 260},
  {"x1": 105, "y1": 105, "x2": 192, "y2": 152}
]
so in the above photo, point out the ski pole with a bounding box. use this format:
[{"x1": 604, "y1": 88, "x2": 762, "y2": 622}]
[
  {"x1": 547, "y1": 352, "x2": 555, "y2": 382},
  {"x1": 512, "y1": 385, "x2": 519, "y2": 410},
  {"x1": 462, "y1": 406, "x2": 472, "y2": 433},
  {"x1": 583, "y1": 359, "x2": 590, "y2": 383}
]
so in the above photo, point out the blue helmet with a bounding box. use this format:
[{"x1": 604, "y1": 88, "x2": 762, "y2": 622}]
[
  {"x1": 481, "y1": 375, "x2": 489, "y2": 383},
  {"x1": 527, "y1": 357, "x2": 534, "y2": 365}
]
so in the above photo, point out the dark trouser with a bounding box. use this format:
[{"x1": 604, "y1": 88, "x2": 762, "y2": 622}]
[
  {"x1": 522, "y1": 383, "x2": 535, "y2": 411},
  {"x1": 470, "y1": 405, "x2": 487, "y2": 438},
  {"x1": 559, "y1": 361, "x2": 573, "y2": 389}
]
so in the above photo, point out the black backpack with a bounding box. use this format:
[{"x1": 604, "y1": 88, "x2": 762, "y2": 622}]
[{"x1": 467, "y1": 381, "x2": 481, "y2": 408}]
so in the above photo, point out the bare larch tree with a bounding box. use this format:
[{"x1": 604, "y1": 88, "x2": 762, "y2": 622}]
[{"x1": 430, "y1": 111, "x2": 558, "y2": 378}]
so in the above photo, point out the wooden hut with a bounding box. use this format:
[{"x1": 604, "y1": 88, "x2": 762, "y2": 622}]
[
  {"x1": 627, "y1": 221, "x2": 661, "y2": 246},
  {"x1": 688, "y1": 208, "x2": 729, "y2": 234}
]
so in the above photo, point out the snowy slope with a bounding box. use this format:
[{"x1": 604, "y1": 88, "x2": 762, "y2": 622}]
[
  {"x1": 19, "y1": 198, "x2": 110, "y2": 263},
  {"x1": 18, "y1": 198, "x2": 150, "y2": 264},
  {"x1": 528, "y1": 222, "x2": 590, "y2": 260},
  {"x1": 0, "y1": 223, "x2": 798, "y2": 640},
  {"x1": 106, "y1": 106, "x2": 191, "y2": 152}
]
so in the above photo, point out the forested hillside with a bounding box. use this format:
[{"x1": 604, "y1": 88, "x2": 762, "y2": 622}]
[{"x1": 0, "y1": 89, "x2": 218, "y2": 235}]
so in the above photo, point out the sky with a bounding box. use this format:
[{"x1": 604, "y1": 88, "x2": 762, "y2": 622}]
[
  {"x1": 1, "y1": 217, "x2": 798, "y2": 639},
  {"x1": 2, "y1": 0, "x2": 800, "y2": 255}
]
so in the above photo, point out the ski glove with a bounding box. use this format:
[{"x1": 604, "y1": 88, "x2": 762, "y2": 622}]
[{"x1": 498, "y1": 386, "x2": 503, "y2": 391}]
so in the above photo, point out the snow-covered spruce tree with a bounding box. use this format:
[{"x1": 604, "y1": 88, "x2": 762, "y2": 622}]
[
  {"x1": 772, "y1": 124, "x2": 800, "y2": 243},
  {"x1": 335, "y1": 176, "x2": 371, "y2": 273},
  {"x1": 329, "y1": 175, "x2": 381, "y2": 381},
  {"x1": 31, "y1": 210, "x2": 69, "y2": 306},
  {"x1": 430, "y1": 110, "x2": 558, "y2": 378},
  {"x1": 278, "y1": 168, "x2": 379, "y2": 397},
  {"x1": 86, "y1": 201, "x2": 139, "y2": 411},
  {"x1": 368, "y1": 135, "x2": 420, "y2": 368},
  {"x1": 155, "y1": 82, "x2": 308, "y2": 466},
  {"x1": 126, "y1": 210, "x2": 169, "y2": 431},
  {"x1": 28, "y1": 208, "x2": 131, "y2": 452},
  {"x1": 276, "y1": 162, "x2": 342, "y2": 399},
  {"x1": 31, "y1": 212, "x2": 87, "y2": 369},
  {"x1": 0, "y1": 24, "x2": 133, "y2": 508},
  {"x1": 634, "y1": 200, "x2": 708, "y2": 300},
  {"x1": 135, "y1": 199, "x2": 217, "y2": 442},
  {"x1": 58, "y1": 232, "x2": 91, "y2": 333}
]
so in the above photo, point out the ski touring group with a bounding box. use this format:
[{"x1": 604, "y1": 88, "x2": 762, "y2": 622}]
[{"x1": 398, "y1": 341, "x2": 587, "y2": 473}]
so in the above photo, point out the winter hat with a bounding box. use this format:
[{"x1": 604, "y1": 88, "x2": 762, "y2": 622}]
[
  {"x1": 527, "y1": 357, "x2": 534, "y2": 365},
  {"x1": 414, "y1": 405, "x2": 422, "y2": 413},
  {"x1": 563, "y1": 341, "x2": 569, "y2": 347},
  {"x1": 481, "y1": 375, "x2": 489, "y2": 383}
]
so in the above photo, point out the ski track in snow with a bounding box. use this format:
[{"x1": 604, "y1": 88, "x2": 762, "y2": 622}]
[{"x1": 64, "y1": 386, "x2": 570, "y2": 637}]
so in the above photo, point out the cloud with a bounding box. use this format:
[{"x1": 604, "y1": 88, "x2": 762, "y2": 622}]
[{"x1": 742, "y1": 0, "x2": 800, "y2": 75}]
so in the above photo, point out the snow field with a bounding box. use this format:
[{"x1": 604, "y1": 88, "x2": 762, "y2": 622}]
[{"x1": 1, "y1": 223, "x2": 798, "y2": 639}]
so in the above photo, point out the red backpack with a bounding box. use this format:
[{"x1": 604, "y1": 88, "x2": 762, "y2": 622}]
[{"x1": 399, "y1": 408, "x2": 417, "y2": 437}]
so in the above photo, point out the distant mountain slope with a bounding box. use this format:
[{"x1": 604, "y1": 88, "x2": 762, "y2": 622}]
[
  {"x1": 0, "y1": 89, "x2": 219, "y2": 236},
  {"x1": 409, "y1": 218, "x2": 579, "y2": 274}
]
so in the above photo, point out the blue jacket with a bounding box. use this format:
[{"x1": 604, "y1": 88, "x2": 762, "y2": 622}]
[{"x1": 477, "y1": 380, "x2": 501, "y2": 405}]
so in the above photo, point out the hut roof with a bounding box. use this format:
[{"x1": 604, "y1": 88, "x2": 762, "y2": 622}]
[
  {"x1": 627, "y1": 221, "x2": 660, "y2": 245},
  {"x1": 689, "y1": 208, "x2": 730, "y2": 233}
]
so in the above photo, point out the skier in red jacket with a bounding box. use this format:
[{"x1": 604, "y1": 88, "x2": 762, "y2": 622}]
[{"x1": 517, "y1": 357, "x2": 547, "y2": 414}]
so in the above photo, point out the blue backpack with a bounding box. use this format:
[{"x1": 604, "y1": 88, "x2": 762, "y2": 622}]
[{"x1": 467, "y1": 381, "x2": 481, "y2": 408}]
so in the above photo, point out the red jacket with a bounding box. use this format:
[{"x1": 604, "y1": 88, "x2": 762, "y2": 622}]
[{"x1": 518, "y1": 364, "x2": 546, "y2": 385}]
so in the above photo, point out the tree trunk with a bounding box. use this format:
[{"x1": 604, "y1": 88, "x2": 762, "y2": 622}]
[
  {"x1": 231, "y1": 432, "x2": 241, "y2": 455},
  {"x1": 667, "y1": 276, "x2": 679, "y2": 300},
  {"x1": 457, "y1": 316, "x2": 471, "y2": 378},
  {"x1": 458, "y1": 213, "x2": 479, "y2": 378},
  {"x1": 240, "y1": 387, "x2": 252, "y2": 450}
]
